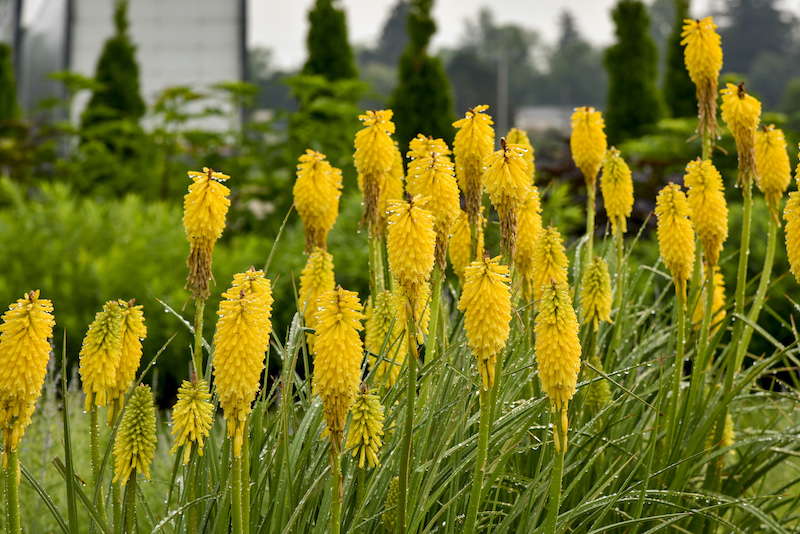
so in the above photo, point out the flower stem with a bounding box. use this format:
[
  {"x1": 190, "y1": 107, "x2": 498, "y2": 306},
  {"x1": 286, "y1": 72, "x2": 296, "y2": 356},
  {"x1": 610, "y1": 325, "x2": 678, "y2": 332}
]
[
  {"x1": 585, "y1": 185, "x2": 596, "y2": 265},
  {"x1": 123, "y1": 473, "x2": 136, "y2": 534},
  {"x1": 90, "y1": 404, "x2": 108, "y2": 526},
  {"x1": 193, "y1": 298, "x2": 205, "y2": 382},
  {"x1": 330, "y1": 447, "x2": 342, "y2": 534},
  {"x1": 231, "y1": 453, "x2": 244, "y2": 534},
  {"x1": 545, "y1": 411, "x2": 565, "y2": 534},
  {"x1": 242, "y1": 420, "x2": 251, "y2": 534},
  {"x1": 425, "y1": 265, "x2": 443, "y2": 363},
  {"x1": 397, "y1": 299, "x2": 418, "y2": 534},
  {"x1": 464, "y1": 388, "x2": 493, "y2": 534},
  {"x1": 5, "y1": 450, "x2": 20, "y2": 534},
  {"x1": 666, "y1": 291, "x2": 686, "y2": 453},
  {"x1": 355, "y1": 468, "x2": 365, "y2": 534}
]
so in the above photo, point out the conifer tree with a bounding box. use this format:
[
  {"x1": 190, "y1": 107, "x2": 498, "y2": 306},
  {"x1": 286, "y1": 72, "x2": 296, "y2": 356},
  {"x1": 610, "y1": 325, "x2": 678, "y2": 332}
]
[
  {"x1": 663, "y1": 0, "x2": 696, "y2": 117},
  {"x1": 82, "y1": 0, "x2": 145, "y2": 128},
  {"x1": 0, "y1": 44, "x2": 20, "y2": 125},
  {"x1": 302, "y1": 0, "x2": 358, "y2": 82},
  {"x1": 390, "y1": 0, "x2": 456, "y2": 150},
  {"x1": 604, "y1": 0, "x2": 664, "y2": 142}
]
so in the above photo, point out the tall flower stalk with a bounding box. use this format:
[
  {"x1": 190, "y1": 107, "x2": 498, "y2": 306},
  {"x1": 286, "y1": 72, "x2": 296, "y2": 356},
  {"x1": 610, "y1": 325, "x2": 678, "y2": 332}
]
[
  {"x1": 183, "y1": 167, "x2": 231, "y2": 381},
  {"x1": 460, "y1": 254, "x2": 511, "y2": 534},
  {"x1": 312, "y1": 288, "x2": 365, "y2": 534},
  {"x1": 0, "y1": 291, "x2": 55, "y2": 534},
  {"x1": 570, "y1": 107, "x2": 607, "y2": 263}
]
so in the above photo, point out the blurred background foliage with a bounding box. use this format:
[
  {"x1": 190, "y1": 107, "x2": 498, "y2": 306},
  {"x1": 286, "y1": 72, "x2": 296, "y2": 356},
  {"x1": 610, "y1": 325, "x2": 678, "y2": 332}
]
[{"x1": 2, "y1": 0, "x2": 800, "y2": 403}]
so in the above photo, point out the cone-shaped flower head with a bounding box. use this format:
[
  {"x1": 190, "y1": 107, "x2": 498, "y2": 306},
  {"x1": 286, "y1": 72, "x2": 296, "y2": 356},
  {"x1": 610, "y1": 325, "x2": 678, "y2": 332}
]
[
  {"x1": 755, "y1": 125, "x2": 791, "y2": 218},
  {"x1": 112, "y1": 384, "x2": 156, "y2": 486},
  {"x1": 406, "y1": 138, "x2": 459, "y2": 272},
  {"x1": 784, "y1": 188, "x2": 800, "y2": 282},
  {"x1": 0, "y1": 291, "x2": 55, "y2": 460},
  {"x1": 294, "y1": 150, "x2": 342, "y2": 251},
  {"x1": 183, "y1": 167, "x2": 231, "y2": 299},
  {"x1": 213, "y1": 272, "x2": 274, "y2": 457},
  {"x1": 108, "y1": 299, "x2": 147, "y2": 424},
  {"x1": 366, "y1": 291, "x2": 402, "y2": 389},
  {"x1": 317, "y1": 165, "x2": 343, "y2": 243},
  {"x1": 684, "y1": 159, "x2": 728, "y2": 267},
  {"x1": 386, "y1": 195, "x2": 436, "y2": 293},
  {"x1": 80, "y1": 301, "x2": 123, "y2": 412},
  {"x1": 383, "y1": 476, "x2": 400, "y2": 532},
  {"x1": 457, "y1": 255, "x2": 511, "y2": 390},
  {"x1": 312, "y1": 287, "x2": 365, "y2": 450},
  {"x1": 721, "y1": 82, "x2": 761, "y2": 186},
  {"x1": 484, "y1": 138, "x2": 532, "y2": 260},
  {"x1": 656, "y1": 183, "x2": 696, "y2": 301},
  {"x1": 390, "y1": 279, "x2": 431, "y2": 357},
  {"x1": 407, "y1": 134, "x2": 451, "y2": 160},
  {"x1": 531, "y1": 227, "x2": 569, "y2": 303},
  {"x1": 450, "y1": 208, "x2": 485, "y2": 285},
  {"x1": 580, "y1": 256, "x2": 613, "y2": 331},
  {"x1": 515, "y1": 187, "x2": 543, "y2": 301},
  {"x1": 506, "y1": 127, "x2": 535, "y2": 183},
  {"x1": 299, "y1": 247, "x2": 335, "y2": 346},
  {"x1": 453, "y1": 105, "x2": 495, "y2": 223},
  {"x1": 692, "y1": 266, "x2": 726, "y2": 335},
  {"x1": 600, "y1": 147, "x2": 634, "y2": 235},
  {"x1": 570, "y1": 107, "x2": 607, "y2": 188},
  {"x1": 681, "y1": 17, "x2": 722, "y2": 139},
  {"x1": 169, "y1": 377, "x2": 213, "y2": 465},
  {"x1": 358, "y1": 145, "x2": 406, "y2": 233},
  {"x1": 535, "y1": 280, "x2": 581, "y2": 453},
  {"x1": 354, "y1": 110, "x2": 396, "y2": 235},
  {"x1": 346, "y1": 384, "x2": 385, "y2": 468}
]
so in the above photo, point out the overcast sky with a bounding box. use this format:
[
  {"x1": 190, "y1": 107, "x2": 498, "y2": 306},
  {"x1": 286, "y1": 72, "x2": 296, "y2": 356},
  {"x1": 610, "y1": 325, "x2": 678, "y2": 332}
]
[{"x1": 250, "y1": 0, "x2": 721, "y2": 70}]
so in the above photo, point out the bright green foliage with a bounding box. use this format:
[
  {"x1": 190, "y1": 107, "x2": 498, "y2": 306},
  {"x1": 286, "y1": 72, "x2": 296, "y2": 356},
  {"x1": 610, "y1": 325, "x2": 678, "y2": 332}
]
[
  {"x1": 302, "y1": 0, "x2": 358, "y2": 82},
  {"x1": 604, "y1": 0, "x2": 664, "y2": 142},
  {"x1": 0, "y1": 44, "x2": 20, "y2": 125},
  {"x1": 390, "y1": 0, "x2": 456, "y2": 150},
  {"x1": 81, "y1": 0, "x2": 145, "y2": 128},
  {"x1": 663, "y1": 0, "x2": 697, "y2": 117}
]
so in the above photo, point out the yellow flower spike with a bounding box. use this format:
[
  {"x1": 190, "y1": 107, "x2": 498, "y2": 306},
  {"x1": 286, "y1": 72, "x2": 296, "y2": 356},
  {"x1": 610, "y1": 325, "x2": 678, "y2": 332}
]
[
  {"x1": 312, "y1": 287, "x2": 365, "y2": 451},
  {"x1": 367, "y1": 291, "x2": 402, "y2": 388},
  {"x1": 656, "y1": 183, "x2": 696, "y2": 302},
  {"x1": 693, "y1": 266, "x2": 726, "y2": 335},
  {"x1": 755, "y1": 125, "x2": 791, "y2": 218},
  {"x1": 580, "y1": 257, "x2": 613, "y2": 331},
  {"x1": 681, "y1": 17, "x2": 723, "y2": 138},
  {"x1": 484, "y1": 138, "x2": 532, "y2": 260},
  {"x1": 346, "y1": 384, "x2": 385, "y2": 468},
  {"x1": 506, "y1": 127, "x2": 535, "y2": 183},
  {"x1": 294, "y1": 150, "x2": 342, "y2": 251},
  {"x1": 531, "y1": 227, "x2": 570, "y2": 303},
  {"x1": 570, "y1": 107, "x2": 607, "y2": 189},
  {"x1": 535, "y1": 280, "x2": 582, "y2": 453},
  {"x1": 390, "y1": 281, "x2": 431, "y2": 356},
  {"x1": 0, "y1": 290, "x2": 55, "y2": 461},
  {"x1": 721, "y1": 82, "x2": 761, "y2": 186},
  {"x1": 515, "y1": 188, "x2": 543, "y2": 302},
  {"x1": 458, "y1": 254, "x2": 512, "y2": 391},
  {"x1": 169, "y1": 377, "x2": 213, "y2": 465},
  {"x1": 183, "y1": 167, "x2": 231, "y2": 299},
  {"x1": 354, "y1": 110, "x2": 396, "y2": 235},
  {"x1": 80, "y1": 301, "x2": 123, "y2": 412},
  {"x1": 450, "y1": 209, "x2": 485, "y2": 285},
  {"x1": 784, "y1": 189, "x2": 800, "y2": 282},
  {"x1": 386, "y1": 195, "x2": 436, "y2": 293},
  {"x1": 213, "y1": 273, "x2": 274, "y2": 458},
  {"x1": 453, "y1": 105, "x2": 495, "y2": 223},
  {"x1": 108, "y1": 299, "x2": 147, "y2": 424},
  {"x1": 112, "y1": 384, "x2": 156, "y2": 486},
  {"x1": 407, "y1": 134, "x2": 451, "y2": 160},
  {"x1": 299, "y1": 248, "x2": 336, "y2": 346},
  {"x1": 600, "y1": 148, "x2": 634, "y2": 235},
  {"x1": 230, "y1": 266, "x2": 273, "y2": 296},
  {"x1": 684, "y1": 159, "x2": 728, "y2": 267},
  {"x1": 406, "y1": 139, "x2": 459, "y2": 272}
]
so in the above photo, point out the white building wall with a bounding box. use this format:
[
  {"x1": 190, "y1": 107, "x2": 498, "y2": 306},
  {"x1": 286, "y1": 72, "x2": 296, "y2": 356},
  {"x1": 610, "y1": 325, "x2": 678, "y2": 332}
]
[{"x1": 70, "y1": 0, "x2": 242, "y2": 130}]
